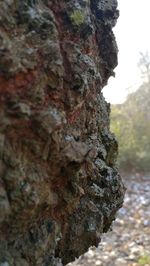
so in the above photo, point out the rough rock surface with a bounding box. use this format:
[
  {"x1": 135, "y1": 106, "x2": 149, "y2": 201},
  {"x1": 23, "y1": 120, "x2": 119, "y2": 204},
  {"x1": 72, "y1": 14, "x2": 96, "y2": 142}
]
[
  {"x1": 0, "y1": 1, "x2": 125, "y2": 265},
  {"x1": 68, "y1": 175, "x2": 150, "y2": 266}
]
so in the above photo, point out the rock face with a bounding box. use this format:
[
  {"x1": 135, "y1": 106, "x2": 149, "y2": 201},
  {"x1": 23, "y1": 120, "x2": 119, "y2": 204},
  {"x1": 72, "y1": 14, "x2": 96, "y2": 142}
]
[{"x1": 0, "y1": 1, "x2": 125, "y2": 266}]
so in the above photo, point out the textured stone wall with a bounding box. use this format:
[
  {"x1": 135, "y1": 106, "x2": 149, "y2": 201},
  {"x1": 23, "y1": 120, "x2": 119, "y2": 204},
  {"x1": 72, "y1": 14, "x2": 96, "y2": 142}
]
[{"x1": 0, "y1": 1, "x2": 125, "y2": 265}]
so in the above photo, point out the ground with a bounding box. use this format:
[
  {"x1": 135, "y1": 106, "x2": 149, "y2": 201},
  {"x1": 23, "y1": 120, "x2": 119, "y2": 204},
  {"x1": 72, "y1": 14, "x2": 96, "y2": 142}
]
[{"x1": 68, "y1": 175, "x2": 150, "y2": 266}]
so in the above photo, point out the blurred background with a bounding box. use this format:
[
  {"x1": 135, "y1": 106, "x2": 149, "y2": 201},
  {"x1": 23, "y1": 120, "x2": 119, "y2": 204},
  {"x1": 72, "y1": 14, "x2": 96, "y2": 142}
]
[
  {"x1": 103, "y1": 0, "x2": 150, "y2": 175},
  {"x1": 69, "y1": 1, "x2": 150, "y2": 265},
  {"x1": 104, "y1": 0, "x2": 150, "y2": 104},
  {"x1": 103, "y1": 0, "x2": 150, "y2": 265}
]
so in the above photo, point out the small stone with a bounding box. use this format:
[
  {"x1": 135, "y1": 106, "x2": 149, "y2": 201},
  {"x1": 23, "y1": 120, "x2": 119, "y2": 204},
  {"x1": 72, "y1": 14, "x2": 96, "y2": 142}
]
[{"x1": 95, "y1": 260, "x2": 102, "y2": 265}]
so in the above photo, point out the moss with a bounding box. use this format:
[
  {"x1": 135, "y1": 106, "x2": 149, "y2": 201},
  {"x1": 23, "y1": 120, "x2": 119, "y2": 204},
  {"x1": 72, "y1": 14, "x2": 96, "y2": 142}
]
[
  {"x1": 70, "y1": 10, "x2": 85, "y2": 26},
  {"x1": 138, "y1": 254, "x2": 150, "y2": 266}
]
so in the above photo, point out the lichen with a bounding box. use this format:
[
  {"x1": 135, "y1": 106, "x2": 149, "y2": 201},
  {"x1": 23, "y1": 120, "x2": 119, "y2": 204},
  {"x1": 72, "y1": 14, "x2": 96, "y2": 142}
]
[{"x1": 70, "y1": 10, "x2": 85, "y2": 26}]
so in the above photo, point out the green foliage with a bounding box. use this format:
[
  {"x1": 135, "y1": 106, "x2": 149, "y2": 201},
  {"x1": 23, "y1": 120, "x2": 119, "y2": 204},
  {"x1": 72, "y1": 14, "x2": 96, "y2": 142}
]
[
  {"x1": 111, "y1": 82, "x2": 150, "y2": 173},
  {"x1": 70, "y1": 10, "x2": 85, "y2": 26},
  {"x1": 138, "y1": 254, "x2": 150, "y2": 265}
]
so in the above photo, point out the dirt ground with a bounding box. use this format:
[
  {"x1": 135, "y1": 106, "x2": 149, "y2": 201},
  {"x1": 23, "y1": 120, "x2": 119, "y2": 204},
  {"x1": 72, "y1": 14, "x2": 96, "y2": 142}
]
[{"x1": 67, "y1": 175, "x2": 150, "y2": 266}]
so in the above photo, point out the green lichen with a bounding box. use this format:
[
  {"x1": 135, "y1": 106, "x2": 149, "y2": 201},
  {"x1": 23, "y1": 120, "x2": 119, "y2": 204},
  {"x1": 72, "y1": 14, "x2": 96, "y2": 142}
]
[
  {"x1": 70, "y1": 10, "x2": 85, "y2": 26},
  {"x1": 138, "y1": 254, "x2": 150, "y2": 266}
]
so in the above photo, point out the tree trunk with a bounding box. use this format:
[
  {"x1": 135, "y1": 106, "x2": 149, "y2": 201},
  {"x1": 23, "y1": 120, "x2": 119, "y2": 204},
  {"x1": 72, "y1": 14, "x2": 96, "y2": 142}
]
[{"x1": 0, "y1": 1, "x2": 125, "y2": 265}]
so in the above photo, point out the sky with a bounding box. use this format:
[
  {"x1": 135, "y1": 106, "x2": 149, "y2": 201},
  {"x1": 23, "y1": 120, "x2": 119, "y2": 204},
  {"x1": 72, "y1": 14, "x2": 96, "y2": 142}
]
[{"x1": 103, "y1": 0, "x2": 150, "y2": 104}]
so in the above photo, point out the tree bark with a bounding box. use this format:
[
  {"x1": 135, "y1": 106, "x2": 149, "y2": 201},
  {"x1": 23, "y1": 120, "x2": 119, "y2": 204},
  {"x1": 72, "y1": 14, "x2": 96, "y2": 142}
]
[{"x1": 0, "y1": 1, "x2": 125, "y2": 265}]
